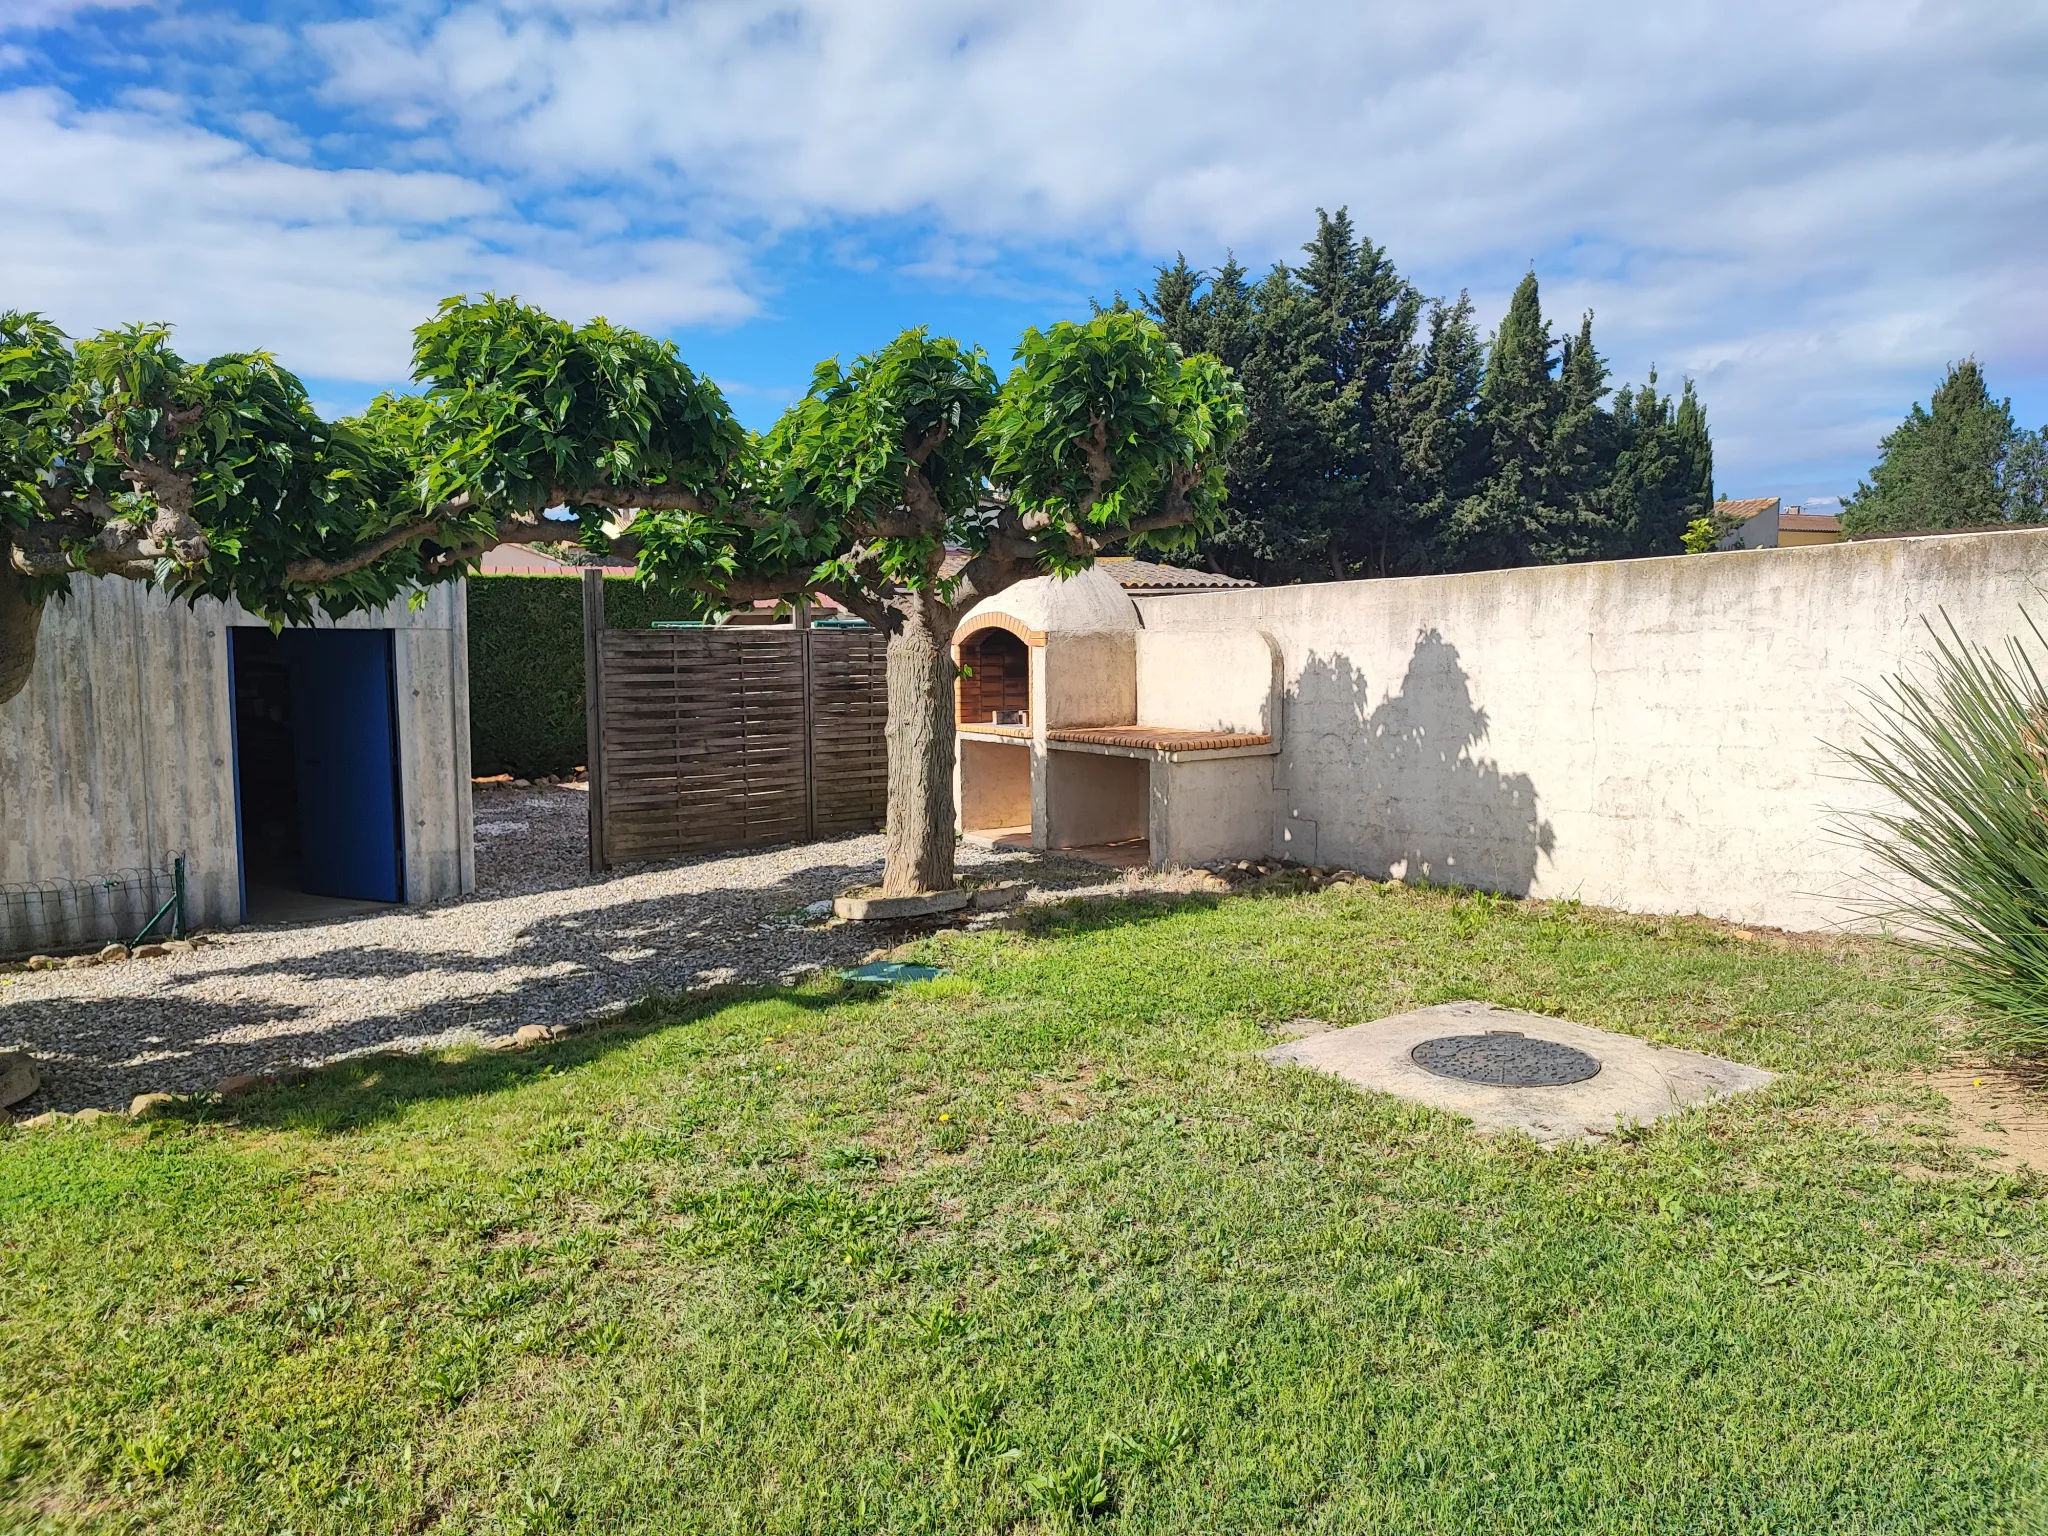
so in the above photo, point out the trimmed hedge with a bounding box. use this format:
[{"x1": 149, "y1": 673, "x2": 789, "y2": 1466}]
[{"x1": 466, "y1": 575, "x2": 706, "y2": 777}]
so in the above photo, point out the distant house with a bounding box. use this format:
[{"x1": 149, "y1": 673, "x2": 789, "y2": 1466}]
[
  {"x1": 1777, "y1": 510, "x2": 1842, "y2": 546},
  {"x1": 1714, "y1": 497, "x2": 1783, "y2": 549},
  {"x1": 1714, "y1": 498, "x2": 1842, "y2": 550}
]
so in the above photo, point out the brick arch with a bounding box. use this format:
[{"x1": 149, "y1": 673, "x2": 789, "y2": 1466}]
[
  {"x1": 953, "y1": 611, "x2": 1047, "y2": 654},
  {"x1": 955, "y1": 625, "x2": 1032, "y2": 727}
]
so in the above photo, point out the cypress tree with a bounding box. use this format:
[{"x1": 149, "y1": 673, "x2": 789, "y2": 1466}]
[
  {"x1": 1842, "y1": 360, "x2": 2015, "y2": 534},
  {"x1": 1444, "y1": 271, "x2": 1559, "y2": 569},
  {"x1": 2008, "y1": 426, "x2": 2048, "y2": 524},
  {"x1": 1146, "y1": 216, "x2": 1715, "y2": 580},
  {"x1": 1601, "y1": 370, "x2": 1715, "y2": 557},
  {"x1": 1147, "y1": 209, "x2": 1424, "y2": 582},
  {"x1": 1384, "y1": 293, "x2": 1486, "y2": 575}
]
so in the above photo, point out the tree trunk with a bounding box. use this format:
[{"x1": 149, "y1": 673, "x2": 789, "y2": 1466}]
[
  {"x1": 0, "y1": 565, "x2": 44, "y2": 708},
  {"x1": 880, "y1": 598, "x2": 959, "y2": 894}
]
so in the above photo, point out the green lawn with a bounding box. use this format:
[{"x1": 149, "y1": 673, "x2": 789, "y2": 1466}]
[{"x1": 2, "y1": 881, "x2": 2042, "y2": 1533}]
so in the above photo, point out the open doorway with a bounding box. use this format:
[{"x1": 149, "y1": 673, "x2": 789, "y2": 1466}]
[{"x1": 229, "y1": 628, "x2": 406, "y2": 922}]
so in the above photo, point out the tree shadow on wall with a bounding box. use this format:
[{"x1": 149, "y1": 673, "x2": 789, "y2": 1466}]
[{"x1": 1291, "y1": 629, "x2": 1555, "y2": 895}]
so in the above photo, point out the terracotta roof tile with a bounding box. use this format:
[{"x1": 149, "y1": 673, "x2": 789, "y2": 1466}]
[
  {"x1": 1048, "y1": 726, "x2": 1272, "y2": 752},
  {"x1": 1094, "y1": 557, "x2": 1254, "y2": 590},
  {"x1": 936, "y1": 550, "x2": 1253, "y2": 590},
  {"x1": 1716, "y1": 497, "x2": 1780, "y2": 521}
]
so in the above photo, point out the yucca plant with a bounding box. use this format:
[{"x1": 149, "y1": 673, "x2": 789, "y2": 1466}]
[{"x1": 1842, "y1": 611, "x2": 2048, "y2": 1056}]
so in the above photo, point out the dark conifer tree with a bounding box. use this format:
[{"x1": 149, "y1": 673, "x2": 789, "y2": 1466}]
[
  {"x1": 1842, "y1": 360, "x2": 2017, "y2": 534},
  {"x1": 1603, "y1": 371, "x2": 1715, "y2": 556},
  {"x1": 1146, "y1": 216, "x2": 1713, "y2": 581},
  {"x1": 1442, "y1": 271, "x2": 1559, "y2": 569},
  {"x1": 1383, "y1": 294, "x2": 1486, "y2": 575}
]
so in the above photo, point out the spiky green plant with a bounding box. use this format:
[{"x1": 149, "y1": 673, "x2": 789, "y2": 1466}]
[{"x1": 1842, "y1": 611, "x2": 2048, "y2": 1055}]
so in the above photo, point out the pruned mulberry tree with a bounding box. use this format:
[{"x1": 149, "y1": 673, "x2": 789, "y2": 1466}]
[{"x1": 0, "y1": 299, "x2": 1243, "y2": 898}]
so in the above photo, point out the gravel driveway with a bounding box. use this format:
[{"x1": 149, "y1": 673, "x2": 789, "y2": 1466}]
[{"x1": 0, "y1": 785, "x2": 1141, "y2": 1114}]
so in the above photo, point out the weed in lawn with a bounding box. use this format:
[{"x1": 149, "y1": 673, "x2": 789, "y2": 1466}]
[
  {"x1": 926, "y1": 1384, "x2": 1019, "y2": 1471},
  {"x1": 1027, "y1": 1438, "x2": 1119, "y2": 1523},
  {"x1": 118, "y1": 1426, "x2": 186, "y2": 1483}
]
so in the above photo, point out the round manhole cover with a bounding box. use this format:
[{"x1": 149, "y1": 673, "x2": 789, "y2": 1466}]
[{"x1": 1409, "y1": 1030, "x2": 1600, "y2": 1087}]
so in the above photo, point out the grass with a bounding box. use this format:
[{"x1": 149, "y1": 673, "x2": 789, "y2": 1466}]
[{"x1": 1, "y1": 880, "x2": 2043, "y2": 1533}]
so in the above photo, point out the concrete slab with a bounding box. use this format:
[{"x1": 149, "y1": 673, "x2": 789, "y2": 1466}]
[
  {"x1": 1262, "y1": 1000, "x2": 1774, "y2": 1146},
  {"x1": 834, "y1": 889, "x2": 971, "y2": 921}
]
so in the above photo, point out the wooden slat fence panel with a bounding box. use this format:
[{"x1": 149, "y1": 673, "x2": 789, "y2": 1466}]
[
  {"x1": 810, "y1": 629, "x2": 890, "y2": 837},
  {"x1": 586, "y1": 604, "x2": 889, "y2": 868}
]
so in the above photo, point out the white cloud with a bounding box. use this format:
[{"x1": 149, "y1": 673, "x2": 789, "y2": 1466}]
[
  {"x1": 0, "y1": 88, "x2": 755, "y2": 382},
  {"x1": 4, "y1": 0, "x2": 2046, "y2": 490},
  {"x1": 295, "y1": 0, "x2": 2048, "y2": 490},
  {"x1": 0, "y1": 0, "x2": 149, "y2": 30}
]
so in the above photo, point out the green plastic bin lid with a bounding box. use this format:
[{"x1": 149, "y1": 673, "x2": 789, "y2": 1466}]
[{"x1": 840, "y1": 962, "x2": 946, "y2": 984}]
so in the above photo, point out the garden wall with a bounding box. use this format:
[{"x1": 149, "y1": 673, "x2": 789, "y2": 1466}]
[
  {"x1": 1134, "y1": 528, "x2": 2048, "y2": 931},
  {"x1": 466, "y1": 575, "x2": 707, "y2": 777}
]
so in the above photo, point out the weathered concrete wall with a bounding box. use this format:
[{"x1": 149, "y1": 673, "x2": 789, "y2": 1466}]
[
  {"x1": 1150, "y1": 755, "x2": 1275, "y2": 868},
  {"x1": 1135, "y1": 530, "x2": 2048, "y2": 931},
  {"x1": 1041, "y1": 633, "x2": 1136, "y2": 730},
  {"x1": 0, "y1": 578, "x2": 474, "y2": 951}
]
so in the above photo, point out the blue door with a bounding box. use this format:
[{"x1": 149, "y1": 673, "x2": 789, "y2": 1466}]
[{"x1": 284, "y1": 629, "x2": 405, "y2": 902}]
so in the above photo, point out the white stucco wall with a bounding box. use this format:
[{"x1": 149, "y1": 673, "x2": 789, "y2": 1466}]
[
  {"x1": 1136, "y1": 629, "x2": 1282, "y2": 735},
  {"x1": 1135, "y1": 530, "x2": 2048, "y2": 931},
  {"x1": 1, "y1": 577, "x2": 474, "y2": 951},
  {"x1": 1150, "y1": 755, "x2": 1276, "y2": 868}
]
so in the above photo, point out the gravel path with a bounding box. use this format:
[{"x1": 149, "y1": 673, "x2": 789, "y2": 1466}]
[{"x1": 0, "y1": 785, "x2": 1152, "y2": 1114}]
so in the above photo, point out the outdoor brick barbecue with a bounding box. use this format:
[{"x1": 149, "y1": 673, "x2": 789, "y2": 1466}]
[{"x1": 952, "y1": 568, "x2": 1280, "y2": 869}]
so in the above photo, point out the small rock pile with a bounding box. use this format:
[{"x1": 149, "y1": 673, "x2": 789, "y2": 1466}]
[
  {"x1": 474, "y1": 769, "x2": 587, "y2": 791},
  {"x1": 1208, "y1": 859, "x2": 1365, "y2": 891},
  {"x1": 17, "y1": 936, "x2": 208, "y2": 973}
]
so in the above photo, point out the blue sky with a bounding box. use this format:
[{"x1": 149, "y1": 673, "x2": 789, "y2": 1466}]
[{"x1": 5, "y1": 1, "x2": 2046, "y2": 508}]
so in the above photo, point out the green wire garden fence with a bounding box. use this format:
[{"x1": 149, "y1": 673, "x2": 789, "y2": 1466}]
[{"x1": 0, "y1": 856, "x2": 186, "y2": 959}]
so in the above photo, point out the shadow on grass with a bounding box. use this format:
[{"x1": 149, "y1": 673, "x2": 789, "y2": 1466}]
[
  {"x1": 1005, "y1": 875, "x2": 1403, "y2": 944},
  {"x1": 1017, "y1": 890, "x2": 1228, "y2": 941},
  {"x1": 153, "y1": 982, "x2": 853, "y2": 1136}
]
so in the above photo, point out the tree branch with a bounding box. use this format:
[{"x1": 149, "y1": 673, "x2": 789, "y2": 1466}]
[
  {"x1": 548, "y1": 485, "x2": 714, "y2": 514},
  {"x1": 285, "y1": 496, "x2": 631, "y2": 584},
  {"x1": 816, "y1": 581, "x2": 891, "y2": 631},
  {"x1": 945, "y1": 546, "x2": 1038, "y2": 619},
  {"x1": 283, "y1": 518, "x2": 446, "y2": 583},
  {"x1": 904, "y1": 419, "x2": 950, "y2": 466},
  {"x1": 1104, "y1": 505, "x2": 1195, "y2": 540},
  {"x1": 1076, "y1": 415, "x2": 1115, "y2": 517},
  {"x1": 901, "y1": 464, "x2": 947, "y2": 530}
]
